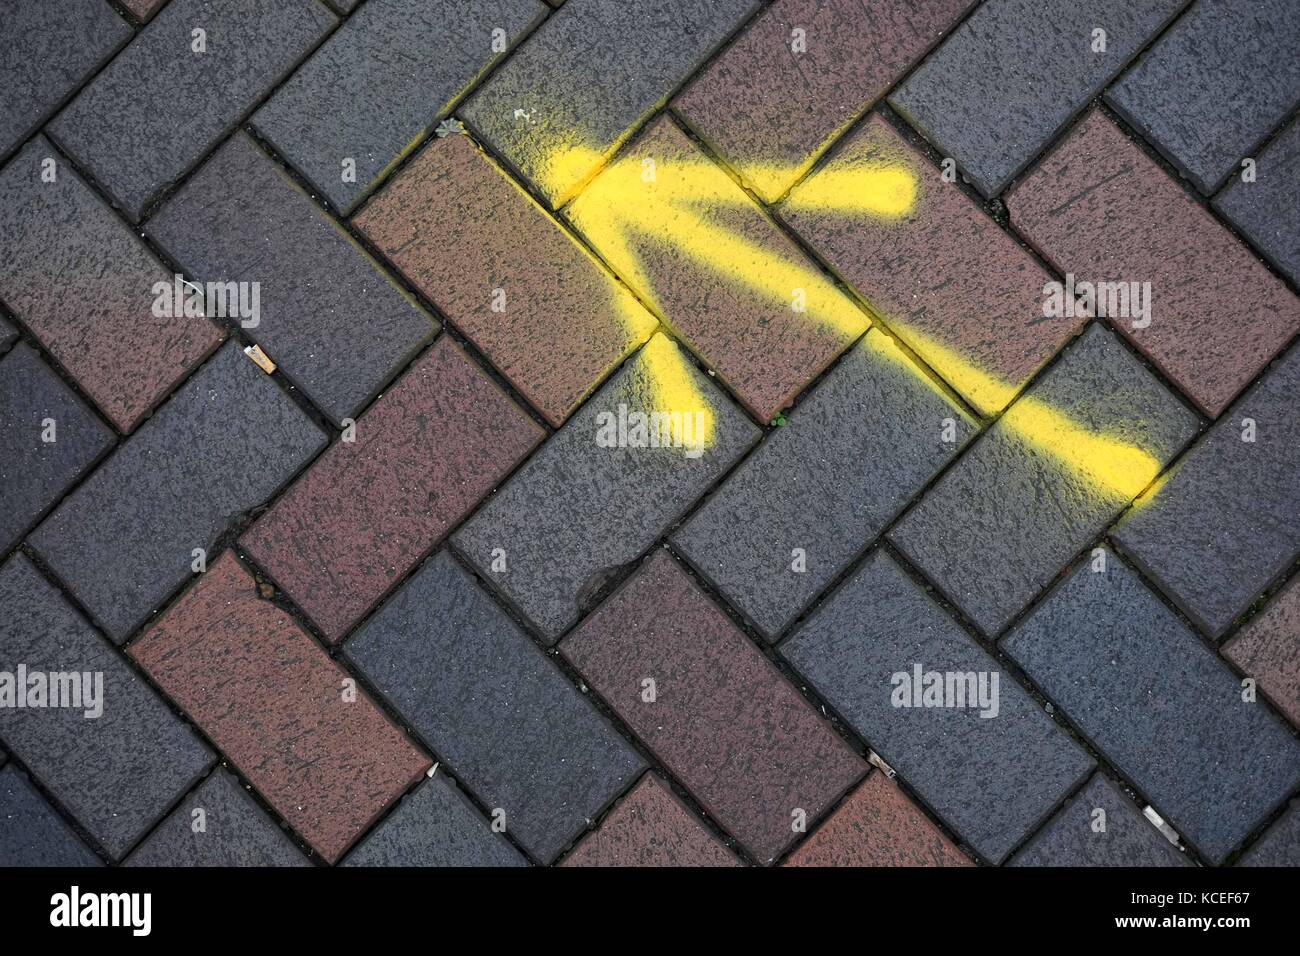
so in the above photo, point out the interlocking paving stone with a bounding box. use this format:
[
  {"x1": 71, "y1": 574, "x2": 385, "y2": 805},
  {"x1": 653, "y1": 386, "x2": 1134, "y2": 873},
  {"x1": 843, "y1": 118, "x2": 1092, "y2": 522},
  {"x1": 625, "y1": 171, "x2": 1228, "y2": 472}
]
[
  {"x1": 454, "y1": 332, "x2": 760, "y2": 642},
  {"x1": 0, "y1": 765, "x2": 101, "y2": 867},
  {"x1": 567, "y1": 116, "x2": 869, "y2": 421},
  {"x1": 890, "y1": 323, "x2": 1198, "y2": 636},
  {"x1": 147, "y1": 133, "x2": 435, "y2": 425},
  {"x1": 0, "y1": 136, "x2": 224, "y2": 433},
  {"x1": 31, "y1": 342, "x2": 326, "y2": 643},
  {"x1": 355, "y1": 132, "x2": 656, "y2": 426},
  {"x1": 675, "y1": 0, "x2": 974, "y2": 203},
  {"x1": 119, "y1": 0, "x2": 170, "y2": 22},
  {"x1": 48, "y1": 0, "x2": 335, "y2": 221},
  {"x1": 1008, "y1": 109, "x2": 1300, "y2": 418},
  {"x1": 1010, "y1": 774, "x2": 1190, "y2": 867},
  {"x1": 461, "y1": 0, "x2": 760, "y2": 206},
  {"x1": 781, "y1": 551, "x2": 1093, "y2": 864},
  {"x1": 562, "y1": 552, "x2": 867, "y2": 864},
  {"x1": 254, "y1": 0, "x2": 544, "y2": 214},
  {"x1": 888, "y1": 0, "x2": 1186, "y2": 198},
  {"x1": 0, "y1": 0, "x2": 131, "y2": 160},
  {"x1": 673, "y1": 330, "x2": 975, "y2": 640},
  {"x1": 1238, "y1": 801, "x2": 1300, "y2": 867},
  {"x1": 781, "y1": 115, "x2": 1082, "y2": 417},
  {"x1": 344, "y1": 551, "x2": 644, "y2": 864},
  {"x1": 1106, "y1": 0, "x2": 1300, "y2": 196},
  {"x1": 1223, "y1": 576, "x2": 1300, "y2": 729},
  {"x1": 1003, "y1": 550, "x2": 1300, "y2": 864},
  {"x1": 243, "y1": 337, "x2": 542, "y2": 643},
  {"x1": 560, "y1": 773, "x2": 740, "y2": 867},
  {"x1": 125, "y1": 768, "x2": 308, "y2": 867},
  {"x1": 0, "y1": 553, "x2": 214, "y2": 860},
  {"x1": 0, "y1": 343, "x2": 115, "y2": 553},
  {"x1": 130, "y1": 552, "x2": 431, "y2": 864},
  {"x1": 1215, "y1": 116, "x2": 1300, "y2": 287},
  {"x1": 1112, "y1": 345, "x2": 1300, "y2": 638},
  {"x1": 342, "y1": 774, "x2": 526, "y2": 868},
  {"x1": 785, "y1": 772, "x2": 972, "y2": 868}
]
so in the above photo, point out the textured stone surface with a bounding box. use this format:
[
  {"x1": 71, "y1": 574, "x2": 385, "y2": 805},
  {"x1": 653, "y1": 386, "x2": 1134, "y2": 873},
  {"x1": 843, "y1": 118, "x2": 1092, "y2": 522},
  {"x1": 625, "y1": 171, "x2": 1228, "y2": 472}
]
[
  {"x1": 782, "y1": 551, "x2": 1093, "y2": 864},
  {"x1": 785, "y1": 772, "x2": 972, "y2": 868},
  {"x1": 355, "y1": 133, "x2": 656, "y2": 425},
  {"x1": 1113, "y1": 345, "x2": 1300, "y2": 638},
  {"x1": 676, "y1": 0, "x2": 973, "y2": 203},
  {"x1": 0, "y1": 554, "x2": 214, "y2": 860},
  {"x1": 147, "y1": 134, "x2": 434, "y2": 425},
  {"x1": 342, "y1": 773, "x2": 526, "y2": 868},
  {"x1": 562, "y1": 552, "x2": 866, "y2": 864},
  {"x1": 561, "y1": 773, "x2": 740, "y2": 867},
  {"x1": 1215, "y1": 116, "x2": 1300, "y2": 286},
  {"x1": 455, "y1": 332, "x2": 759, "y2": 642},
  {"x1": 1224, "y1": 576, "x2": 1300, "y2": 729},
  {"x1": 1107, "y1": 0, "x2": 1300, "y2": 195},
  {"x1": 0, "y1": 765, "x2": 101, "y2": 867},
  {"x1": 243, "y1": 337, "x2": 542, "y2": 642},
  {"x1": 461, "y1": 0, "x2": 760, "y2": 205},
  {"x1": 567, "y1": 117, "x2": 868, "y2": 421},
  {"x1": 1009, "y1": 109, "x2": 1300, "y2": 418},
  {"x1": 130, "y1": 553, "x2": 431, "y2": 864},
  {"x1": 1010, "y1": 774, "x2": 1190, "y2": 867},
  {"x1": 0, "y1": 343, "x2": 115, "y2": 553},
  {"x1": 48, "y1": 0, "x2": 334, "y2": 221},
  {"x1": 891, "y1": 323, "x2": 1198, "y2": 636},
  {"x1": 345, "y1": 551, "x2": 644, "y2": 863},
  {"x1": 1003, "y1": 551, "x2": 1300, "y2": 864},
  {"x1": 673, "y1": 331, "x2": 974, "y2": 640},
  {"x1": 119, "y1": 0, "x2": 170, "y2": 21},
  {"x1": 31, "y1": 343, "x2": 325, "y2": 642},
  {"x1": 125, "y1": 768, "x2": 308, "y2": 867},
  {"x1": 0, "y1": 136, "x2": 224, "y2": 432},
  {"x1": 782, "y1": 115, "x2": 1081, "y2": 417},
  {"x1": 1238, "y1": 801, "x2": 1300, "y2": 867}
]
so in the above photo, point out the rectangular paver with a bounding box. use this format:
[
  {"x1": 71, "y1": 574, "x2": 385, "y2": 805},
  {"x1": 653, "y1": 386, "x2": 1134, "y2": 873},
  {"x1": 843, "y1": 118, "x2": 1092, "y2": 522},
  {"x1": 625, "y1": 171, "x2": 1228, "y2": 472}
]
[
  {"x1": 242, "y1": 337, "x2": 543, "y2": 642},
  {"x1": 0, "y1": 765, "x2": 101, "y2": 867},
  {"x1": 1214, "y1": 115, "x2": 1300, "y2": 287},
  {"x1": 48, "y1": 0, "x2": 335, "y2": 221},
  {"x1": 562, "y1": 551, "x2": 867, "y2": 864},
  {"x1": 1224, "y1": 576, "x2": 1300, "y2": 729},
  {"x1": 31, "y1": 342, "x2": 327, "y2": 642},
  {"x1": 344, "y1": 551, "x2": 645, "y2": 864},
  {"x1": 890, "y1": 323, "x2": 1198, "y2": 636},
  {"x1": 1003, "y1": 550, "x2": 1300, "y2": 864},
  {"x1": 146, "y1": 133, "x2": 435, "y2": 425},
  {"x1": 130, "y1": 552, "x2": 432, "y2": 864}
]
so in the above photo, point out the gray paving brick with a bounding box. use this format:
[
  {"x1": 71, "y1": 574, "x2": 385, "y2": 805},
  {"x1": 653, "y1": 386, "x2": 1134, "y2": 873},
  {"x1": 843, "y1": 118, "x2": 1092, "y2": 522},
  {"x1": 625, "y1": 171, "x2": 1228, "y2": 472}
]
[
  {"x1": 125, "y1": 768, "x2": 308, "y2": 867},
  {"x1": 890, "y1": 324, "x2": 1198, "y2": 636},
  {"x1": 1107, "y1": 0, "x2": 1300, "y2": 195},
  {"x1": 1003, "y1": 550, "x2": 1300, "y2": 864},
  {"x1": 460, "y1": 0, "x2": 760, "y2": 205},
  {"x1": 146, "y1": 134, "x2": 434, "y2": 425},
  {"x1": 673, "y1": 331, "x2": 975, "y2": 640},
  {"x1": 453, "y1": 333, "x2": 760, "y2": 642},
  {"x1": 1113, "y1": 345, "x2": 1300, "y2": 638},
  {"x1": 1215, "y1": 116, "x2": 1300, "y2": 287},
  {"x1": 781, "y1": 551, "x2": 1094, "y2": 864},
  {"x1": 0, "y1": 343, "x2": 115, "y2": 553},
  {"x1": 342, "y1": 773, "x2": 527, "y2": 868},
  {"x1": 254, "y1": 0, "x2": 544, "y2": 214},
  {"x1": 30, "y1": 342, "x2": 327, "y2": 643},
  {"x1": 1238, "y1": 801, "x2": 1300, "y2": 867},
  {"x1": 888, "y1": 0, "x2": 1186, "y2": 197},
  {"x1": 0, "y1": 553, "x2": 214, "y2": 860},
  {"x1": 0, "y1": 764, "x2": 101, "y2": 867},
  {"x1": 1010, "y1": 774, "x2": 1190, "y2": 867},
  {"x1": 344, "y1": 551, "x2": 645, "y2": 863},
  {"x1": 48, "y1": 0, "x2": 335, "y2": 221}
]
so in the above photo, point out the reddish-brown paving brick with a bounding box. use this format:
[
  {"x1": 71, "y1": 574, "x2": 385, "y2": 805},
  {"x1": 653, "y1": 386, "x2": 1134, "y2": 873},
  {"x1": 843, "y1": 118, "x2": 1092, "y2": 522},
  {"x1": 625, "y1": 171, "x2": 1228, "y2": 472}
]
[
  {"x1": 782, "y1": 114, "x2": 1080, "y2": 416},
  {"x1": 675, "y1": 0, "x2": 974, "y2": 204},
  {"x1": 561, "y1": 550, "x2": 866, "y2": 863},
  {"x1": 560, "y1": 773, "x2": 741, "y2": 867},
  {"x1": 129, "y1": 552, "x2": 431, "y2": 863},
  {"x1": 355, "y1": 133, "x2": 656, "y2": 426},
  {"x1": 242, "y1": 336, "x2": 543, "y2": 642},
  {"x1": 785, "y1": 772, "x2": 973, "y2": 868},
  {"x1": 1007, "y1": 109, "x2": 1300, "y2": 418},
  {"x1": 118, "y1": 0, "x2": 168, "y2": 21},
  {"x1": 1224, "y1": 576, "x2": 1300, "y2": 730}
]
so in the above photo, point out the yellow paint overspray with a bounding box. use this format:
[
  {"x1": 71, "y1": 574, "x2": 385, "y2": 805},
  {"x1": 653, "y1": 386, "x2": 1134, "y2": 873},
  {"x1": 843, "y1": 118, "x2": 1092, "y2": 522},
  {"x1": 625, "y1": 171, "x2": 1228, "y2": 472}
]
[{"x1": 629, "y1": 331, "x2": 716, "y2": 451}]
